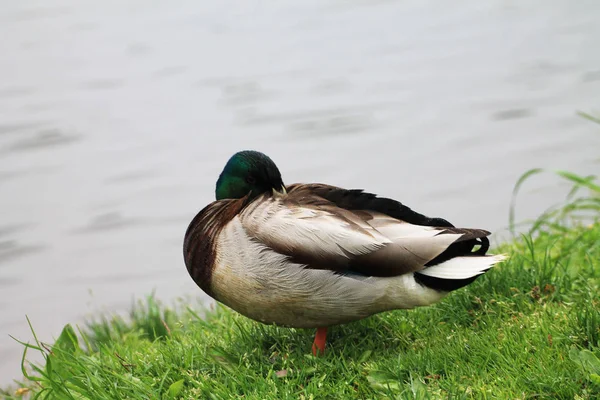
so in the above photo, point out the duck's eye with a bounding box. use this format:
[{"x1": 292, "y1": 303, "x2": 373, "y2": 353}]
[{"x1": 246, "y1": 175, "x2": 256, "y2": 184}]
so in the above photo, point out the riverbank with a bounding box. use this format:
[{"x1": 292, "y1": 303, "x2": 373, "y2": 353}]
[{"x1": 3, "y1": 218, "x2": 599, "y2": 399}]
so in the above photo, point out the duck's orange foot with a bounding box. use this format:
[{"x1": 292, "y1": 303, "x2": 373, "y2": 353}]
[{"x1": 311, "y1": 327, "x2": 328, "y2": 356}]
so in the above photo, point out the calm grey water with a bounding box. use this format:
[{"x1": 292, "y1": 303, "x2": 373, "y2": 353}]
[{"x1": 1, "y1": 0, "x2": 600, "y2": 384}]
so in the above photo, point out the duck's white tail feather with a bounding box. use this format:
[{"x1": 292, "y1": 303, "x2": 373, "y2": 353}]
[{"x1": 418, "y1": 254, "x2": 507, "y2": 280}]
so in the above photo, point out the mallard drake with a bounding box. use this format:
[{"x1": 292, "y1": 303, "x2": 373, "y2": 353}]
[{"x1": 184, "y1": 150, "x2": 505, "y2": 355}]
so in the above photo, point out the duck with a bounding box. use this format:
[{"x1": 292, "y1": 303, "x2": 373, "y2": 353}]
[{"x1": 183, "y1": 150, "x2": 506, "y2": 355}]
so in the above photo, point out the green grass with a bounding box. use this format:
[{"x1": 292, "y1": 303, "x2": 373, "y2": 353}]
[
  {"x1": 508, "y1": 110, "x2": 600, "y2": 238},
  {"x1": 2, "y1": 221, "x2": 599, "y2": 399}
]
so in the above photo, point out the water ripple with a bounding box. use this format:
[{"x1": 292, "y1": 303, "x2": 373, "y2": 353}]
[
  {"x1": 491, "y1": 108, "x2": 534, "y2": 121},
  {"x1": 0, "y1": 86, "x2": 36, "y2": 99},
  {"x1": 8, "y1": 130, "x2": 81, "y2": 152},
  {"x1": 0, "y1": 122, "x2": 47, "y2": 136},
  {"x1": 0, "y1": 240, "x2": 46, "y2": 266},
  {"x1": 74, "y1": 212, "x2": 141, "y2": 234}
]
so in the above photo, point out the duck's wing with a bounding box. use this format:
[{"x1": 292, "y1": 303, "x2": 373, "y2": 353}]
[
  {"x1": 239, "y1": 191, "x2": 472, "y2": 277},
  {"x1": 284, "y1": 183, "x2": 492, "y2": 272},
  {"x1": 285, "y1": 183, "x2": 455, "y2": 228}
]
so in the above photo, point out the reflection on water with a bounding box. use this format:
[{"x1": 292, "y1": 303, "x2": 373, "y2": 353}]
[{"x1": 1, "y1": 0, "x2": 600, "y2": 384}]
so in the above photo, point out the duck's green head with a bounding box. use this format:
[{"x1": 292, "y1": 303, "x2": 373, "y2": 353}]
[{"x1": 215, "y1": 150, "x2": 285, "y2": 201}]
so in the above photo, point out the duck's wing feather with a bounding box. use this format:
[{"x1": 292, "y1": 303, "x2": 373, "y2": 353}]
[
  {"x1": 286, "y1": 183, "x2": 456, "y2": 228},
  {"x1": 286, "y1": 183, "x2": 491, "y2": 266},
  {"x1": 240, "y1": 192, "x2": 469, "y2": 277}
]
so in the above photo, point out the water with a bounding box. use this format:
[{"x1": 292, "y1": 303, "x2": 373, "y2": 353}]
[{"x1": 1, "y1": 0, "x2": 599, "y2": 385}]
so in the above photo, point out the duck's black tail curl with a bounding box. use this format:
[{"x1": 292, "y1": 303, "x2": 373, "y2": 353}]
[{"x1": 414, "y1": 229, "x2": 501, "y2": 292}]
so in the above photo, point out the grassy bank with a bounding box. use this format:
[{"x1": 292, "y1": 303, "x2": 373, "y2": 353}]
[
  {"x1": 2, "y1": 219, "x2": 599, "y2": 399},
  {"x1": 4, "y1": 112, "x2": 600, "y2": 399}
]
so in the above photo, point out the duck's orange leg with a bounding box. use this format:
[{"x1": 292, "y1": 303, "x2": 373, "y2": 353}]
[{"x1": 312, "y1": 327, "x2": 328, "y2": 356}]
